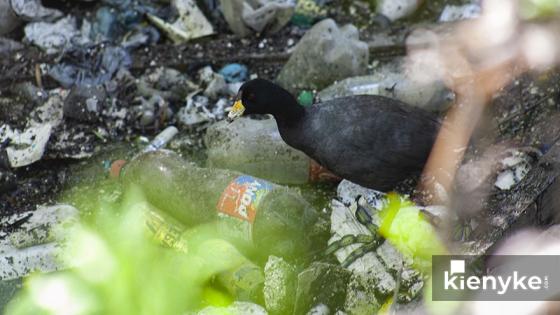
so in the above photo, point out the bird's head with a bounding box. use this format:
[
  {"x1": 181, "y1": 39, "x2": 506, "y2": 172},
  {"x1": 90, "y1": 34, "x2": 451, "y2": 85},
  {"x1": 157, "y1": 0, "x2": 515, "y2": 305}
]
[{"x1": 227, "y1": 78, "x2": 298, "y2": 122}]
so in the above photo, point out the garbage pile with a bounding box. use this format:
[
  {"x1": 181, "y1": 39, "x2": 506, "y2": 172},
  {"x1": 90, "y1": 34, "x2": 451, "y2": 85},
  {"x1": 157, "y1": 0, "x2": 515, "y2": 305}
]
[{"x1": 3, "y1": 0, "x2": 560, "y2": 314}]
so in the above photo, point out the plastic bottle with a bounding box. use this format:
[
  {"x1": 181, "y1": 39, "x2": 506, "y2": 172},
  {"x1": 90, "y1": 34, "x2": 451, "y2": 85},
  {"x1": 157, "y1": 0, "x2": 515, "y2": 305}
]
[
  {"x1": 145, "y1": 207, "x2": 264, "y2": 301},
  {"x1": 204, "y1": 116, "x2": 340, "y2": 185},
  {"x1": 109, "y1": 126, "x2": 178, "y2": 178},
  {"x1": 318, "y1": 59, "x2": 454, "y2": 112},
  {"x1": 121, "y1": 149, "x2": 319, "y2": 263}
]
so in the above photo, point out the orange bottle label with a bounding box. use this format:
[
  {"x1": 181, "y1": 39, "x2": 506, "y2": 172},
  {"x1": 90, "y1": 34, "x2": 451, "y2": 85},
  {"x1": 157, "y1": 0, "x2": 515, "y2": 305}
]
[{"x1": 216, "y1": 176, "x2": 274, "y2": 242}]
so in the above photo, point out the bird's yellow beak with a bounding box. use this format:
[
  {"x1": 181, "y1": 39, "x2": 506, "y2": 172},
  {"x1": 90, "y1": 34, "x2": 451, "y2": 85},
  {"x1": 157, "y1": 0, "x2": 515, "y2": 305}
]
[{"x1": 227, "y1": 100, "x2": 245, "y2": 122}]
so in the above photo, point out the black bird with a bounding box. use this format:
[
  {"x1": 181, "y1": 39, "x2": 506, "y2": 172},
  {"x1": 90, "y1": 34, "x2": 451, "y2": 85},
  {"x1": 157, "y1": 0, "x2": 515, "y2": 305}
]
[{"x1": 228, "y1": 78, "x2": 441, "y2": 191}]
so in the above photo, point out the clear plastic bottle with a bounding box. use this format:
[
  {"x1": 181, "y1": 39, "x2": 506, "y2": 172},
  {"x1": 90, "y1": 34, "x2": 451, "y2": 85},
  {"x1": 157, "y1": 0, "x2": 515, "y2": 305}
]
[
  {"x1": 121, "y1": 149, "x2": 319, "y2": 263},
  {"x1": 145, "y1": 207, "x2": 264, "y2": 302},
  {"x1": 318, "y1": 59, "x2": 454, "y2": 112},
  {"x1": 204, "y1": 116, "x2": 339, "y2": 185}
]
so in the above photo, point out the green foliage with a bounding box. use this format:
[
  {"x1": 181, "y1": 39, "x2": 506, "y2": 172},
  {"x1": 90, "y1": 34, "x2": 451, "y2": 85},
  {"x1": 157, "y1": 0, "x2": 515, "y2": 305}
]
[{"x1": 6, "y1": 186, "x2": 239, "y2": 315}]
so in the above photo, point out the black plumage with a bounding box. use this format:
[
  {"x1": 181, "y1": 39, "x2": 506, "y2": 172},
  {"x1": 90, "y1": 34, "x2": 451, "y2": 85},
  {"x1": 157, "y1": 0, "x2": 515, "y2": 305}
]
[{"x1": 231, "y1": 79, "x2": 441, "y2": 191}]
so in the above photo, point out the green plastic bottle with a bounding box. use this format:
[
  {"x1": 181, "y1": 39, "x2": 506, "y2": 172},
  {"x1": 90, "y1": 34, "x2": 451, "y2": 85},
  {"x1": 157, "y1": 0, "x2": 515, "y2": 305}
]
[{"x1": 121, "y1": 150, "x2": 318, "y2": 263}]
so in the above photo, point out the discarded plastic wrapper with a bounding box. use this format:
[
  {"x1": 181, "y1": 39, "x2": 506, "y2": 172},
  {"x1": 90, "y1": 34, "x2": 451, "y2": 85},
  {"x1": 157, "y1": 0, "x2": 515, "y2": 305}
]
[
  {"x1": 219, "y1": 64, "x2": 249, "y2": 83},
  {"x1": 3, "y1": 124, "x2": 52, "y2": 168},
  {"x1": 10, "y1": 0, "x2": 63, "y2": 22},
  {"x1": 0, "y1": 90, "x2": 68, "y2": 168},
  {"x1": 0, "y1": 204, "x2": 78, "y2": 280},
  {"x1": 0, "y1": 242, "x2": 65, "y2": 281},
  {"x1": 219, "y1": 0, "x2": 295, "y2": 37},
  {"x1": 48, "y1": 45, "x2": 131, "y2": 88},
  {"x1": 24, "y1": 16, "x2": 81, "y2": 54},
  {"x1": 242, "y1": 0, "x2": 295, "y2": 33},
  {"x1": 177, "y1": 93, "x2": 208, "y2": 126},
  {"x1": 9, "y1": 205, "x2": 79, "y2": 249},
  {"x1": 147, "y1": 0, "x2": 214, "y2": 43}
]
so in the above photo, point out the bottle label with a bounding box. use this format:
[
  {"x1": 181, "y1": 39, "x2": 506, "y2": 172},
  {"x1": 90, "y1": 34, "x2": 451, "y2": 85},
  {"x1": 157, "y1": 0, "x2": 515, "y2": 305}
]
[
  {"x1": 145, "y1": 209, "x2": 188, "y2": 253},
  {"x1": 216, "y1": 176, "x2": 274, "y2": 242}
]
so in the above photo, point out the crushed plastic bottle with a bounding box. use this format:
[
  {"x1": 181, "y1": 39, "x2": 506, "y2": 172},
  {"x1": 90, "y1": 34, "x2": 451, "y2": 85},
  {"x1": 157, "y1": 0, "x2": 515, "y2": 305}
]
[
  {"x1": 121, "y1": 149, "x2": 319, "y2": 262},
  {"x1": 276, "y1": 19, "x2": 369, "y2": 93},
  {"x1": 204, "y1": 116, "x2": 340, "y2": 185}
]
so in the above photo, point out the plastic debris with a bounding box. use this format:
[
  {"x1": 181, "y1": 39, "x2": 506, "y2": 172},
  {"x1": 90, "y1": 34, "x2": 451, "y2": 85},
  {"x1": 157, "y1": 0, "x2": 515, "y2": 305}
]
[
  {"x1": 1, "y1": 124, "x2": 52, "y2": 168},
  {"x1": 205, "y1": 116, "x2": 339, "y2": 184},
  {"x1": 455, "y1": 145, "x2": 539, "y2": 193},
  {"x1": 0, "y1": 91, "x2": 64, "y2": 167},
  {"x1": 377, "y1": 0, "x2": 420, "y2": 22},
  {"x1": 219, "y1": 63, "x2": 249, "y2": 83},
  {"x1": 318, "y1": 59, "x2": 454, "y2": 112},
  {"x1": 0, "y1": 242, "x2": 65, "y2": 280},
  {"x1": 122, "y1": 150, "x2": 318, "y2": 262},
  {"x1": 24, "y1": 16, "x2": 81, "y2": 54},
  {"x1": 199, "y1": 66, "x2": 228, "y2": 98},
  {"x1": 344, "y1": 273, "x2": 381, "y2": 314},
  {"x1": 294, "y1": 262, "x2": 351, "y2": 314},
  {"x1": 494, "y1": 149, "x2": 536, "y2": 190},
  {"x1": 63, "y1": 85, "x2": 107, "y2": 123},
  {"x1": 276, "y1": 19, "x2": 369, "y2": 92},
  {"x1": 177, "y1": 93, "x2": 214, "y2": 126},
  {"x1": 264, "y1": 255, "x2": 297, "y2": 314},
  {"x1": 10, "y1": 0, "x2": 63, "y2": 22},
  {"x1": 219, "y1": 0, "x2": 295, "y2": 37},
  {"x1": 439, "y1": 4, "x2": 481, "y2": 22},
  {"x1": 330, "y1": 181, "x2": 428, "y2": 301},
  {"x1": 0, "y1": 204, "x2": 78, "y2": 280},
  {"x1": 49, "y1": 45, "x2": 131, "y2": 88},
  {"x1": 147, "y1": 0, "x2": 214, "y2": 43},
  {"x1": 328, "y1": 198, "x2": 395, "y2": 296},
  {"x1": 297, "y1": 90, "x2": 314, "y2": 107},
  {"x1": 136, "y1": 67, "x2": 192, "y2": 103},
  {"x1": 93, "y1": 6, "x2": 124, "y2": 41},
  {"x1": 142, "y1": 126, "x2": 179, "y2": 153},
  {"x1": 8, "y1": 205, "x2": 79, "y2": 249},
  {"x1": 132, "y1": 95, "x2": 173, "y2": 128}
]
